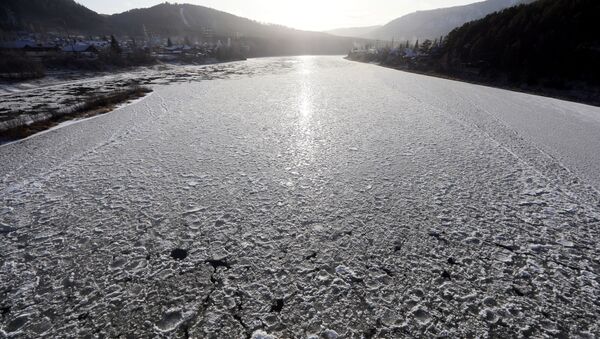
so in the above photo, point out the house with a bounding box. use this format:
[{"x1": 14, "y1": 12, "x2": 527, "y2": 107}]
[
  {"x1": 164, "y1": 45, "x2": 183, "y2": 54},
  {"x1": 62, "y1": 43, "x2": 99, "y2": 57},
  {"x1": 85, "y1": 40, "x2": 110, "y2": 50}
]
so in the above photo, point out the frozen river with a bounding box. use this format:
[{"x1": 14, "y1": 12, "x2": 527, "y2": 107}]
[{"x1": 1, "y1": 56, "x2": 599, "y2": 337}]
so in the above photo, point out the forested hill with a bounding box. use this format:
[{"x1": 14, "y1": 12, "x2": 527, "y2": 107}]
[
  {"x1": 366, "y1": 0, "x2": 534, "y2": 41},
  {"x1": 107, "y1": 3, "x2": 359, "y2": 56},
  {"x1": 0, "y1": 0, "x2": 107, "y2": 33},
  {"x1": 441, "y1": 0, "x2": 600, "y2": 87},
  {"x1": 0, "y1": 0, "x2": 361, "y2": 56}
]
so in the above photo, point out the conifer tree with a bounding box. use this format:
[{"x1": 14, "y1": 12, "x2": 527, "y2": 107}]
[{"x1": 110, "y1": 35, "x2": 122, "y2": 55}]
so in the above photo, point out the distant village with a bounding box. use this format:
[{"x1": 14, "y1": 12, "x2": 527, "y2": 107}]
[{"x1": 0, "y1": 31, "x2": 250, "y2": 79}]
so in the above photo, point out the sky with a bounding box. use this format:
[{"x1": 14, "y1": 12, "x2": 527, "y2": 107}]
[{"x1": 78, "y1": 0, "x2": 483, "y2": 31}]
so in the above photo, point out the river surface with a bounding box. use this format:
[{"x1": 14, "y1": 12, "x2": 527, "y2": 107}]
[{"x1": 1, "y1": 56, "x2": 599, "y2": 338}]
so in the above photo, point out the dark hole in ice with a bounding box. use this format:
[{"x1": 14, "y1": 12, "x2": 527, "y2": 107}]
[
  {"x1": 0, "y1": 306, "x2": 10, "y2": 317},
  {"x1": 381, "y1": 267, "x2": 394, "y2": 277},
  {"x1": 231, "y1": 312, "x2": 248, "y2": 331},
  {"x1": 393, "y1": 244, "x2": 402, "y2": 252},
  {"x1": 428, "y1": 231, "x2": 448, "y2": 243},
  {"x1": 270, "y1": 298, "x2": 284, "y2": 313},
  {"x1": 512, "y1": 286, "x2": 525, "y2": 297},
  {"x1": 494, "y1": 242, "x2": 517, "y2": 252},
  {"x1": 206, "y1": 258, "x2": 230, "y2": 270},
  {"x1": 305, "y1": 252, "x2": 317, "y2": 260},
  {"x1": 363, "y1": 328, "x2": 377, "y2": 339},
  {"x1": 350, "y1": 275, "x2": 364, "y2": 283},
  {"x1": 0, "y1": 225, "x2": 16, "y2": 235},
  {"x1": 77, "y1": 312, "x2": 89, "y2": 321},
  {"x1": 170, "y1": 248, "x2": 188, "y2": 260},
  {"x1": 441, "y1": 270, "x2": 451, "y2": 280},
  {"x1": 428, "y1": 231, "x2": 441, "y2": 238},
  {"x1": 447, "y1": 257, "x2": 457, "y2": 265}
]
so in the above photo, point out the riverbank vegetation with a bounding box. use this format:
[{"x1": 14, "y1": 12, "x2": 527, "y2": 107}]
[
  {"x1": 348, "y1": 0, "x2": 600, "y2": 106},
  {"x1": 0, "y1": 86, "x2": 151, "y2": 143}
]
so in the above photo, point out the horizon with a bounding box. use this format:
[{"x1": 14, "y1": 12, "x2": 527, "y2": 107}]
[{"x1": 77, "y1": 0, "x2": 484, "y2": 31}]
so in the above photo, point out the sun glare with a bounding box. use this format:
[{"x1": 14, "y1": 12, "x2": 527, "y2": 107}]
[{"x1": 266, "y1": 0, "x2": 341, "y2": 31}]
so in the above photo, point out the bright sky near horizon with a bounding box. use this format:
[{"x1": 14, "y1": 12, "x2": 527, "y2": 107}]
[{"x1": 78, "y1": 0, "x2": 482, "y2": 31}]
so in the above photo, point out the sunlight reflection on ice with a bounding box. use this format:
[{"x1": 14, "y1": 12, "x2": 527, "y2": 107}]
[{"x1": 294, "y1": 57, "x2": 316, "y2": 168}]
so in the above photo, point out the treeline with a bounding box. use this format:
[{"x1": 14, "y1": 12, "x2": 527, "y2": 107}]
[
  {"x1": 0, "y1": 0, "x2": 106, "y2": 33},
  {"x1": 349, "y1": 0, "x2": 600, "y2": 104},
  {"x1": 441, "y1": 0, "x2": 600, "y2": 88}
]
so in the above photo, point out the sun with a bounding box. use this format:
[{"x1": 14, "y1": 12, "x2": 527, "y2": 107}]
[{"x1": 266, "y1": 0, "x2": 346, "y2": 31}]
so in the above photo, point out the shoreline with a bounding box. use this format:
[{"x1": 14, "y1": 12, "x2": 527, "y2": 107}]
[
  {"x1": 0, "y1": 57, "x2": 246, "y2": 96},
  {"x1": 0, "y1": 58, "x2": 249, "y2": 144},
  {"x1": 0, "y1": 86, "x2": 152, "y2": 145},
  {"x1": 0, "y1": 91, "x2": 154, "y2": 148},
  {"x1": 346, "y1": 57, "x2": 600, "y2": 108}
]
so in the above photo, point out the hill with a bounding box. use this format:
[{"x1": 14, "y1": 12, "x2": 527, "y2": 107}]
[
  {"x1": 441, "y1": 0, "x2": 600, "y2": 88},
  {"x1": 365, "y1": 0, "x2": 534, "y2": 41},
  {"x1": 107, "y1": 3, "x2": 360, "y2": 56},
  {"x1": 0, "y1": 0, "x2": 107, "y2": 33},
  {"x1": 348, "y1": 0, "x2": 599, "y2": 105},
  {"x1": 0, "y1": 1, "x2": 361, "y2": 56}
]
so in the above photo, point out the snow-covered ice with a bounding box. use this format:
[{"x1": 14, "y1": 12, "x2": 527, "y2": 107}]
[{"x1": 1, "y1": 56, "x2": 599, "y2": 337}]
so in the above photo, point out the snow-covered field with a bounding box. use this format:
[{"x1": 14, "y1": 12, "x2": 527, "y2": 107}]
[{"x1": 1, "y1": 56, "x2": 599, "y2": 338}]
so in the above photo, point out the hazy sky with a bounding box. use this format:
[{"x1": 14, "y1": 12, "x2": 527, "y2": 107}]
[{"x1": 78, "y1": 0, "x2": 482, "y2": 31}]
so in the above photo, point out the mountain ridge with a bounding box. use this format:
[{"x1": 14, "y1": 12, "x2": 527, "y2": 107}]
[
  {"x1": 0, "y1": 0, "x2": 365, "y2": 56},
  {"x1": 373, "y1": 0, "x2": 536, "y2": 41},
  {"x1": 334, "y1": 0, "x2": 535, "y2": 41}
]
